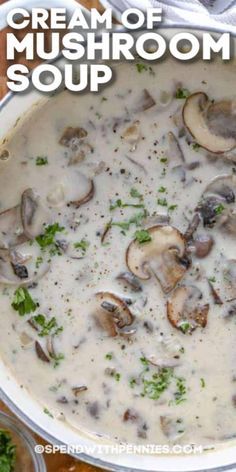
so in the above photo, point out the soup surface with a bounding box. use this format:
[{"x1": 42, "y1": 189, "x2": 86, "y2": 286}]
[{"x1": 1, "y1": 58, "x2": 236, "y2": 447}]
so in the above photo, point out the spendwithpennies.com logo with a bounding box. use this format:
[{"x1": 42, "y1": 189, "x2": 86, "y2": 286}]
[{"x1": 35, "y1": 443, "x2": 206, "y2": 455}]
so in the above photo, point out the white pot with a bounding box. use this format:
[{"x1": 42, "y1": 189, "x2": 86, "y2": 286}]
[{"x1": 0, "y1": 2, "x2": 235, "y2": 471}]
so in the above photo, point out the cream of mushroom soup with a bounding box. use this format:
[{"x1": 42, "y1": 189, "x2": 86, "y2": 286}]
[{"x1": 1, "y1": 57, "x2": 236, "y2": 447}]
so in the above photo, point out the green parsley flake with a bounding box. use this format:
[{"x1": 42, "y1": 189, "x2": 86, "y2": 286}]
[
  {"x1": 36, "y1": 156, "x2": 48, "y2": 166},
  {"x1": 33, "y1": 314, "x2": 63, "y2": 337},
  {"x1": 158, "y1": 186, "x2": 166, "y2": 193},
  {"x1": 134, "y1": 229, "x2": 152, "y2": 244},
  {"x1": 142, "y1": 368, "x2": 173, "y2": 400},
  {"x1": 130, "y1": 188, "x2": 143, "y2": 199},
  {"x1": 158, "y1": 198, "x2": 168, "y2": 207},
  {"x1": 12, "y1": 287, "x2": 37, "y2": 316},
  {"x1": 136, "y1": 63, "x2": 148, "y2": 73},
  {"x1": 105, "y1": 353, "x2": 113, "y2": 360},
  {"x1": 109, "y1": 199, "x2": 144, "y2": 211},
  {"x1": 174, "y1": 377, "x2": 187, "y2": 404},
  {"x1": 36, "y1": 223, "x2": 64, "y2": 250},
  {"x1": 0, "y1": 429, "x2": 16, "y2": 472},
  {"x1": 200, "y1": 378, "x2": 206, "y2": 388},
  {"x1": 74, "y1": 239, "x2": 90, "y2": 252},
  {"x1": 215, "y1": 203, "x2": 225, "y2": 215},
  {"x1": 176, "y1": 88, "x2": 190, "y2": 99}
]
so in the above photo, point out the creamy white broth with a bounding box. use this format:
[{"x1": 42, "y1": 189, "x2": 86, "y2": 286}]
[{"x1": 0, "y1": 58, "x2": 236, "y2": 447}]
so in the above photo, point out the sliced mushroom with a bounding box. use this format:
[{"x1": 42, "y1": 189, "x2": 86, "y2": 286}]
[
  {"x1": 189, "y1": 234, "x2": 214, "y2": 259},
  {"x1": 126, "y1": 226, "x2": 190, "y2": 293},
  {"x1": 167, "y1": 285, "x2": 209, "y2": 333},
  {"x1": 59, "y1": 127, "x2": 88, "y2": 149},
  {"x1": 145, "y1": 355, "x2": 180, "y2": 369},
  {"x1": 0, "y1": 205, "x2": 27, "y2": 249},
  {"x1": 208, "y1": 280, "x2": 223, "y2": 305},
  {"x1": 184, "y1": 213, "x2": 201, "y2": 241},
  {"x1": 35, "y1": 341, "x2": 50, "y2": 363},
  {"x1": 167, "y1": 131, "x2": 185, "y2": 162},
  {"x1": 69, "y1": 142, "x2": 93, "y2": 166},
  {"x1": 134, "y1": 89, "x2": 156, "y2": 113},
  {"x1": 21, "y1": 188, "x2": 50, "y2": 239},
  {"x1": 199, "y1": 175, "x2": 236, "y2": 232},
  {"x1": 121, "y1": 121, "x2": 141, "y2": 152},
  {"x1": 70, "y1": 179, "x2": 94, "y2": 209},
  {"x1": 160, "y1": 416, "x2": 185, "y2": 441},
  {"x1": 222, "y1": 259, "x2": 236, "y2": 300},
  {"x1": 72, "y1": 386, "x2": 88, "y2": 396},
  {"x1": 116, "y1": 272, "x2": 142, "y2": 292},
  {"x1": 183, "y1": 93, "x2": 236, "y2": 154},
  {"x1": 94, "y1": 292, "x2": 134, "y2": 337}
]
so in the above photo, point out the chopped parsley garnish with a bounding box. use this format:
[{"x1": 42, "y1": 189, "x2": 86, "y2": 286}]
[
  {"x1": 129, "y1": 378, "x2": 137, "y2": 388},
  {"x1": 74, "y1": 239, "x2": 90, "y2": 252},
  {"x1": 178, "y1": 321, "x2": 191, "y2": 334},
  {"x1": 36, "y1": 156, "x2": 48, "y2": 166},
  {"x1": 174, "y1": 377, "x2": 187, "y2": 404},
  {"x1": 160, "y1": 157, "x2": 168, "y2": 164},
  {"x1": 176, "y1": 88, "x2": 190, "y2": 99},
  {"x1": 105, "y1": 353, "x2": 113, "y2": 360},
  {"x1": 43, "y1": 408, "x2": 54, "y2": 418},
  {"x1": 33, "y1": 314, "x2": 63, "y2": 337},
  {"x1": 12, "y1": 287, "x2": 37, "y2": 316},
  {"x1": 136, "y1": 63, "x2": 148, "y2": 73},
  {"x1": 192, "y1": 142, "x2": 200, "y2": 151},
  {"x1": 158, "y1": 186, "x2": 166, "y2": 193},
  {"x1": 209, "y1": 276, "x2": 216, "y2": 283},
  {"x1": 140, "y1": 356, "x2": 149, "y2": 367},
  {"x1": 200, "y1": 378, "x2": 206, "y2": 388},
  {"x1": 50, "y1": 353, "x2": 65, "y2": 368},
  {"x1": 215, "y1": 203, "x2": 225, "y2": 215},
  {"x1": 158, "y1": 198, "x2": 168, "y2": 207},
  {"x1": 36, "y1": 223, "x2": 64, "y2": 251},
  {"x1": 112, "y1": 210, "x2": 148, "y2": 232},
  {"x1": 168, "y1": 204, "x2": 178, "y2": 212},
  {"x1": 114, "y1": 372, "x2": 121, "y2": 382},
  {"x1": 134, "y1": 229, "x2": 152, "y2": 244},
  {"x1": 130, "y1": 187, "x2": 143, "y2": 199},
  {"x1": 142, "y1": 368, "x2": 173, "y2": 400},
  {"x1": 0, "y1": 429, "x2": 16, "y2": 472},
  {"x1": 109, "y1": 199, "x2": 144, "y2": 211},
  {"x1": 35, "y1": 256, "x2": 43, "y2": 269}
]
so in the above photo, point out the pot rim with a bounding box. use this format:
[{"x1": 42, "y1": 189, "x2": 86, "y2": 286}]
[{"x1": 0, "y1": 24, "x2": 236, "y2": 472}]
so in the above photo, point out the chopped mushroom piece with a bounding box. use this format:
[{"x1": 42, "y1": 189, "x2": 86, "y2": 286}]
[
  {"x1": 0, "y1": 246, "x2": 50, "y2": 286},
  {"x1": 21, "y1": 188, "x2": 50, "y2": 239},
  {"x1": 198, "y1": 175, "x2": 236, "y2": 232},
  {"x1": 126, "y1": 226, "x2": 190, "y2": 293},
  {"x1": 94, "y1": 292, "x2": 134, "y2": 337},
  {"x1": 134, "y1": 89, "x2": 156, "y2": 113},
  {"x1": 35, "y1": 341, "x2": 50, "y2": 363},
  {"x1": 183, "y1": 93, "x2": 236, "y2": 154},
  {"x1": 160, "y1": 416, "x2": 185, "y2": 441},
  {"x1": 189, "y1": 234, "x2": 214, "y2": 259},
  {"x1": 167, "y1": 285, "x2": 209, "y2": 333},
  {"x1": 70, "y1": 179, "x2": 94, "y2": 209},
  {"x1": 121, "y1": 121, "x2": 141, "y2": 151},
  {"x1": 222, "y1": 259, "x2": 236, "y2": 300},
  {"x1": 59, "y1": 127, "x2": 88, "y2": 148},
  {"x1": 0, "y1": 205, "x2": 27, "y2": 249},
  {"x1": 72, "y1": 386, "x2": 88, "y2": 396},
  {"x1": 116, "y1": 272, "x2": 142, "y2": 292},
  {"x1": 167, "y1": 131, "x2": 185, "y2": 162}
]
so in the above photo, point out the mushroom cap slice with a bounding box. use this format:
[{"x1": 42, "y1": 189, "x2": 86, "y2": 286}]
[
  {"x1": 183, "y1": 93, "x2": 236, "y2": 154},
  {"x1": 167, "y1": 285, "x2": 209, "y2": 333},
  {"x1": 126, "y1": 225, "x2": 189, "y2": 293},
  {"x1": 94, "y1": 292, "x2": 134, "y2": 337}
]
